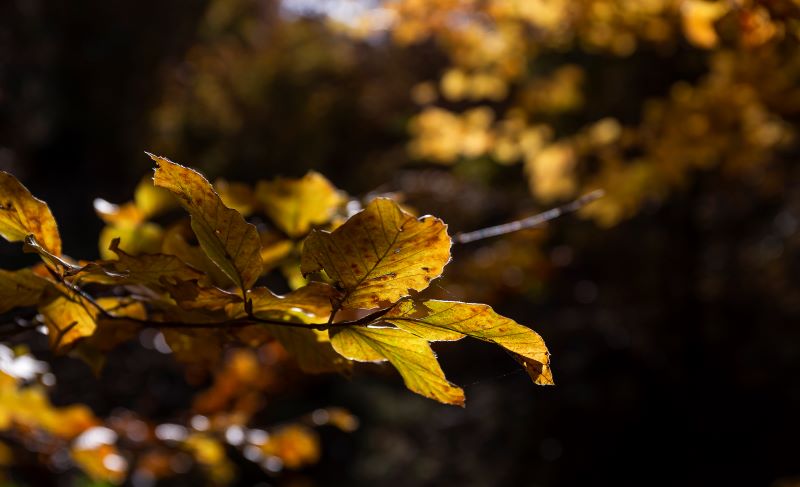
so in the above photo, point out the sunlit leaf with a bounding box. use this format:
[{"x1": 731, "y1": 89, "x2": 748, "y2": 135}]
[
  {"x1": 256, "y1": 171, "x2": 345, "y2": 237},
  {"x1": 0, "y1": 268, "x2": 51, "y2": 314},
  {"x1": 330, "y1": 325, "x2": 464, "y2": 405},
  {"x1": 0, "y1": 171, "x2": 61, "y2": 255},
  {"x1": 150, "y1": 154, "x2": 263, "y2": 293},
  {"x1": 301, "y1": 198, "x2": 451, "y2": 309},
  {"x1": 384, "y1": 300, "x2": 553, "y2": 385}
]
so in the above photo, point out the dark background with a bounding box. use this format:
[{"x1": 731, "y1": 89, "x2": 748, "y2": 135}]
[{"x1": 1, "y1": 1, "x2": 799, "y2": 486}]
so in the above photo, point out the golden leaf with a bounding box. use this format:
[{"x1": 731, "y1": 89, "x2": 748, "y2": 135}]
[
  {"x1": 384, "y1": 300, "x2": 553, "y2": 385},
  {"x1": 38, "y1": 289, "x2": 100, "y2": 353},
  {"x1": 256, "y1": 171, "x2": 345, "y2": 237},
  {"x1": 330, "y1": 325, "x2": 464, "y2": 405},
  {"x1": 150, "y1": 154, "x2": 263, "y2": 293},
  {"x1": 0, "y1": 268, "x2": 51, "y2": 314},
  {"x1": 301, "y1": 198, "x2": 451, "y2": 309},
  {"x1": 0, "y1": 171, "x2": 61, "y2": 255}
]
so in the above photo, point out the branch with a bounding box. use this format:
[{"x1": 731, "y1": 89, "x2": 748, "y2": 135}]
[{"x1": 454, "y1": 189, "x2": 605, "y2": 244}]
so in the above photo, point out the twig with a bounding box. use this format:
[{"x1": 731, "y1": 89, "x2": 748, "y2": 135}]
[{"x1": 454, "y1": 189, "x2": 605, "y2": 244}]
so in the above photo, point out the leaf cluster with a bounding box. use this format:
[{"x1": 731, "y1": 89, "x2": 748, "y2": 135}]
[{"x1": 0, "y1": 155, "x2": 552, "y2": 406}]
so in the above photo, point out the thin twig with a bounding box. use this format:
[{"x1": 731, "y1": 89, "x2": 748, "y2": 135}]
[{"x1": 454, "y1": 189, "x2": 605, "y2": 244}]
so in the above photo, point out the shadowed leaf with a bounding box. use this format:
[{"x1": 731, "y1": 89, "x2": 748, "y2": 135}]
[{"x1": 0, "y1": 268, "x2": 51, "y2": 314}]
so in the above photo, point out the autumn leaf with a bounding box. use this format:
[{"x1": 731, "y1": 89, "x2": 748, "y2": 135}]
[
  {"x1": 0, "y1": 268, "x2": 51, "y2": 314},
  {"x1": 256, "y1": 171, "x2": 345, "y2": 237},
  {"x1": 150, "y1": 154, "x2": 263, "y2": 294},
  {"x1": 301, "y1": 198, "x2": 451, "y2": 309},
  {"x1": 38, "y1": 289, "x2": 100, "y2": 353},
  {"x1": 165, "y1": 279, "x2": 241, "y2": 311},
  {"x1": 383, "y1": 300, "x2": 553, "y2": 385},
  {"x1": 0, "y1": 171, "x2": 61, "y2": 256},
  {"x1": 38, "y1": 289, "x2": 147, "y2": 354},
  {"x1": 330, "y1": 325, "x2": 464, "y2": 405},
  {"x1": 79, "y1": 238, "x2": 205, "y2": 290}
]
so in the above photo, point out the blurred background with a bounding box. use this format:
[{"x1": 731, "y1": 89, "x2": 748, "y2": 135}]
[{"x1": 1, "y1": 0, "x2": 800, "y2": 485}]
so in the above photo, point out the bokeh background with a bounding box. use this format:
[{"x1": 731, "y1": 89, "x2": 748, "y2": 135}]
[{"x1": 1, "y1": 0, "x2": 800, "y2": 485}]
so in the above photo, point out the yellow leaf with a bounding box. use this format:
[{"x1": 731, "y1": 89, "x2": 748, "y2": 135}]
[
  {"x1": 0, "y1": 171, "x2": 61, "y2": 255},
  {"x1": 330, "y1": 325, "x2": 464, "y2": 406},
  {"x1": 0, "y1": 268, "x2": 51, "y2": 314},
  {"x1": 38, "y1": 289, "x2": 100, "y2": 353},
  {"x1": 256, "y1": 171, "x2": 345, "y2": 238},
  {"x1": 301, "y1": 198, "x2": 451, "y2": 309},
  {"x1": 97, "y1": 222, "x2": 164, "y2": 260},
  {"x1": 150, "y1": 154, "x2": 263, "y2": 293},
  {"x1": 384, "y1": 300, "x2": 554, "y2": 385}
]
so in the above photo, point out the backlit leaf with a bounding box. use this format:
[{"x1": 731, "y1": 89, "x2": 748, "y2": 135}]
[
  {"x1": 301, "y1": 198, "x2": 450, "y2": 309},
  {"x1": 384, "y1": 300, "x2": 553, "y2": 385},
  {"x1": 256, "y1": 171, "x2": 345, "y2": 237},
  {"x1": 0, "y1": 171, "x2": 61, "y2": 255},
  {"x1": 330, "y1": 325, "x2": 464, "y2": 405},
  {"x1": 38, "y1": 289, "x2": 100, "y2": 353},
  {"x1": 150, "y1": 154, "x2": 263, "y2": 293}
]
